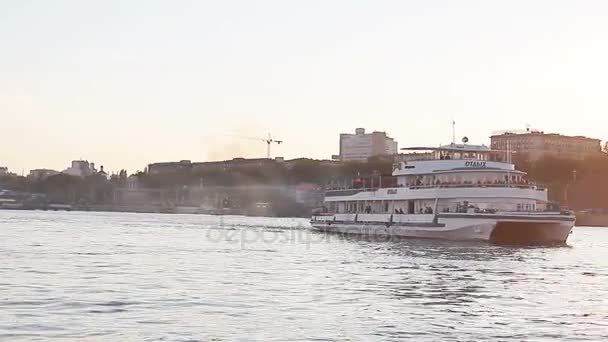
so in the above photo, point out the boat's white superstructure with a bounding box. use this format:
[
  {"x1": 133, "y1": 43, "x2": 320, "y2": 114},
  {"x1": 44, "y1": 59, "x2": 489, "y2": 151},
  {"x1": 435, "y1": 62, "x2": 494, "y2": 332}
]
[{"x1": 311, "y1": 144, "x2": 575, "y2": 245}]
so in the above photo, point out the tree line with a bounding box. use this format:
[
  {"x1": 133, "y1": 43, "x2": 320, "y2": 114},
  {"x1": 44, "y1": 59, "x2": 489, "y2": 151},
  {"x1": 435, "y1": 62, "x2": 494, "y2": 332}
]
[
  {"x1": 1, "y1": 154, "x2": 607, "y2": 209},
  {"x1": 513, "y1": 153, "x2": 608, "y2": 209}
]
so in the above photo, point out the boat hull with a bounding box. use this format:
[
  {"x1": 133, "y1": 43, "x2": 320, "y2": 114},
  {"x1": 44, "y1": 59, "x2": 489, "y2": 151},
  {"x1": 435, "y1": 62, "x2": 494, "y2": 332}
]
[{"x1": 310, "y1": 213, "x2": 575, "y2": 245}]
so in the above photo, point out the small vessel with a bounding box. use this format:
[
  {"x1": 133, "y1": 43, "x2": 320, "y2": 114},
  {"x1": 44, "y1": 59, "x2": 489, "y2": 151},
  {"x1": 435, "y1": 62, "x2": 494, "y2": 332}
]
[{"x1": 311, "y1": 143, "x2": 575, "y2": 245}]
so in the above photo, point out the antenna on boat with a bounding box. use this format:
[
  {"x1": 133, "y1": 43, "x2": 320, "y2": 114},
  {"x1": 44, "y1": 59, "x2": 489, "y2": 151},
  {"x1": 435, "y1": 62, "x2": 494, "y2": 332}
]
[{"x1": 452, "y1": 119, "x2": 456, "y2": 146}]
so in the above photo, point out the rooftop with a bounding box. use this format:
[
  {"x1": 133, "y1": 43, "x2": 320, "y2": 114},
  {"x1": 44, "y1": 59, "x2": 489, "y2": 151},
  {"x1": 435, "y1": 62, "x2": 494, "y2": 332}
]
[
  {"x1": 491, "y1": 131, "x2": 600, "y2": 141},
  {"x1": 401, "y1": 143, "x2": 493, "y2": 153}
]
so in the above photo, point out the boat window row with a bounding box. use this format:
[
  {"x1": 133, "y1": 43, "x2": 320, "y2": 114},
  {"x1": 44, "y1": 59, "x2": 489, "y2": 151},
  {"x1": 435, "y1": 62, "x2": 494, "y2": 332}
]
[
  {"x1": 400, "y1": 172, "x2": 528, "y2": 187},
  {"x1": 435, "y1": 151, "x2": 490, "y2": 160},
  {"x1": 327, "y1": 199, "x2": 543, "y2": 215}
]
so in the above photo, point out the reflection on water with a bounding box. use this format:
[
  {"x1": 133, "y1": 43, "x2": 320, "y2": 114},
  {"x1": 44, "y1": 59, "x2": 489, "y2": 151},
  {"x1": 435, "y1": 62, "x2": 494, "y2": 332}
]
[{"x1": 0, "y1": 211, "x2": 607, "y2": 341}]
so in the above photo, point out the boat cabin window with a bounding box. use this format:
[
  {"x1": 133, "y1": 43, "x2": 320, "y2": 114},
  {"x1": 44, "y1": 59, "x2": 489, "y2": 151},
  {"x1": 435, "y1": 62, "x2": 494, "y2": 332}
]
[
  {"x1": 434, "y1": 150, "x2": 490, "y2": 161},
  {"x1": 403, "y1": 172, "x2": 527, "y2": 187}
]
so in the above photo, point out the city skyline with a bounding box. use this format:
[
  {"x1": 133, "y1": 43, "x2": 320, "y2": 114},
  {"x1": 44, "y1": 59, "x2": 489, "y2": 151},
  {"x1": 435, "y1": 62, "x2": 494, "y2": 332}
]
[
  {"x1": 3, "y1": 1, "x2": 608, "y2": 173},
  {"x1": 3, "y1": 126, "x2": 604, "y2": 177}
]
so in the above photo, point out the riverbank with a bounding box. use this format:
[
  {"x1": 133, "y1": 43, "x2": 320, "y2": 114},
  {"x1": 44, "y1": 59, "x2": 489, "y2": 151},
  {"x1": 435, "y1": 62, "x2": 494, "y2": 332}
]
[{"x1": 0, "y1": 204, "x2": 312, "y2": 218}]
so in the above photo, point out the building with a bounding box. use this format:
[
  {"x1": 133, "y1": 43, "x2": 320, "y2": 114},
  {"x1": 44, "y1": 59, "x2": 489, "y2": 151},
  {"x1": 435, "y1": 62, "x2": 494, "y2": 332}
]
[
  {"x1": 210, "y1": 158, "x2": 278, "y2": 171},
  {"x1": 112, "y1": 174, "x2": 166, "y2": 209},
  {"x1": 148, "y1": 158, "x2": 275, "y2": 175},
  {"x1": 339, "y1": 128, "x2": 398, "y2": 161},
  {"x1": 97, "y1": 165, "x2": 108, "y2": 178},
  {"x1": 148, "y1": 160, "x2": 193, "y2": 175},
  {"x1": 148, "y1": 158, "x2": 283, "y2": 175},
  {"x1": 490, "y1": 130, "x2": 601, "y2": 161},
  {"x1": 149, "y1": 157, "x2": 342, "y2": 176},
  {"x1": 126, "y1": 175, "x2": 140, "y2": 190},
  {"x1": 281, "y1": 158, "x2": 342, "y2": 170},
  {"x1": 28, "y1": 169, "x2": 59, "y2": 180},
  {"x1": 291, "y1": 182, "x2": 324, "y2": 208},
  {"x1": 63, "y1": 160, "x2": 98, "y2": 177}
]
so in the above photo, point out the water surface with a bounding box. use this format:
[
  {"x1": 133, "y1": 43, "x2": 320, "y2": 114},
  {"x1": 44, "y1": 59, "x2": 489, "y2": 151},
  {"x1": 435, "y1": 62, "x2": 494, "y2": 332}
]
[{"x1": 0, "y1": 210, "x2": 607, "y2": 341}]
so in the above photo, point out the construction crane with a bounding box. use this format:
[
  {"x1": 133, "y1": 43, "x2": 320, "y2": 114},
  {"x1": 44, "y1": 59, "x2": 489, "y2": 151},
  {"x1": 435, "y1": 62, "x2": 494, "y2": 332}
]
[
  {"x1": 261, "y1": 133, "x2": 283, "y2": 158},
  {"x1": 232, "y1": 133, "x2": 283, "y2": 158}
]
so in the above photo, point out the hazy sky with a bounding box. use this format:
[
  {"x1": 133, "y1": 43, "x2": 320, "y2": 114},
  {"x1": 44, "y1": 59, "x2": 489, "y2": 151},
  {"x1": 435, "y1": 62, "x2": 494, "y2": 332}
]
[{"x1": 2, "y1": 0, "x2": 608, "y2": 174}]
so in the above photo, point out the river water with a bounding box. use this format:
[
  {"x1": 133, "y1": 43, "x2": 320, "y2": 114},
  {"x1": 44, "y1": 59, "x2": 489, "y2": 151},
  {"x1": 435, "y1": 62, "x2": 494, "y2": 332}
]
[{"x1": 0, "y1": 210, "x2": 607, "y2": 341}]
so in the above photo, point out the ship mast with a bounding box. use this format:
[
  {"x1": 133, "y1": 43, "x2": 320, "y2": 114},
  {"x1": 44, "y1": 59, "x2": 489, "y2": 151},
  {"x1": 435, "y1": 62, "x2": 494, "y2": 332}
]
[{"x1": 452, "y1": 120, "x2": 456, "y2": 146}]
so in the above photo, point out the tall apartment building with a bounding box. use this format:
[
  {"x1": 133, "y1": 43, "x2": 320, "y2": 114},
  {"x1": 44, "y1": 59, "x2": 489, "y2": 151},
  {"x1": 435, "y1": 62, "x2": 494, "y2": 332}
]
[{"x1": 339, "y1": 128, "x2": 398, "y2": 161}]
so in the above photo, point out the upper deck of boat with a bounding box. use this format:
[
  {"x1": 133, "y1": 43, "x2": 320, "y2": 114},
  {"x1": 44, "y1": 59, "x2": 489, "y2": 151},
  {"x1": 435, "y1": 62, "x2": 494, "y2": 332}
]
[
  {"x1": 323, "y1": 143, "x2": 535, "y2": 198},
  {"x1": 394, "y1": 143, "x2": 517, "y2": 176}
]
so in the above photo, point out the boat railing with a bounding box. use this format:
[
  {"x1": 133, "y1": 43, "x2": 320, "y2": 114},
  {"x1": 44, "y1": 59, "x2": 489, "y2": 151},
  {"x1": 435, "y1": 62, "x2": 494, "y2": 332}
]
[
  {"x1": 324, "y1": 188, "x2": 378, "y2": 196},
  {"x1": 325, "y1": 183, "x2": 545, "y2": 196},
  {"x1": 311, "y1": 210, "x2": 573, "y2": 222},
  {"x1": 407, "y1": 183, "x2": 546, "y2": 191},
  {"x1": 441, "y1": 209, "x2": 573, "y2": 216}
]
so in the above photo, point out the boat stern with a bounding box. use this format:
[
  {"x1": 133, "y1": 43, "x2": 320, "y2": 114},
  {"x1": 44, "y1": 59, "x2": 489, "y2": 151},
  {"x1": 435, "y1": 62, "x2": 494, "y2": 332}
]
[{"x1": 489, "y1": 215, "x2": 575, "y2": 245}]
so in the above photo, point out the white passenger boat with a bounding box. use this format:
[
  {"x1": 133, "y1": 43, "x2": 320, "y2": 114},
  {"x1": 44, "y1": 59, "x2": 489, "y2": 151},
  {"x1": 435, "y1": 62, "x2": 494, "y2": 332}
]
[{"x1": 310, "y1": 144, "x2": 575, "y2": 245}]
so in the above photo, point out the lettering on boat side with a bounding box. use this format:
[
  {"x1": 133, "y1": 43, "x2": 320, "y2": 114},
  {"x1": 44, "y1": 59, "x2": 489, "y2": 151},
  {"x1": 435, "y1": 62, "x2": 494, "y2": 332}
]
[
  {"x1": 387, "y1": 189, "x2": 398, "y2": 195},
  {"x1": 465, "y1": 161, "x2": 486, "y2": 167}
]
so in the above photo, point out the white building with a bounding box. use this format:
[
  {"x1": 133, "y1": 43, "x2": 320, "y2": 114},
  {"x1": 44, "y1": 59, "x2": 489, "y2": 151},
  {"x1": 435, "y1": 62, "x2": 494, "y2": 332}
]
[
  {"x1": 63, "y1": 160, "x2": 98, "y2": 177},
  {"x1": 339, "y1": 128, "x2": 398, "y2": 161}
]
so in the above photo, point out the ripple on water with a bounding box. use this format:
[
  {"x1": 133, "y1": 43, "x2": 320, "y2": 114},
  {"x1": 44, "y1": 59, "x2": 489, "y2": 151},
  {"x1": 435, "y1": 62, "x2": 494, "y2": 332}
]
[{"x1": 1, "y1": 211, "x2": 607, "y2": 341}]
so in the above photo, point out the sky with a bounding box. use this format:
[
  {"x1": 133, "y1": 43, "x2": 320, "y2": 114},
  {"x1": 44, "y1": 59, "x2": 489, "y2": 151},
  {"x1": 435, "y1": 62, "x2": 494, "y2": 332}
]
[{"x1": 2, "y1": 0, "x2": 608, "y2": 174}]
